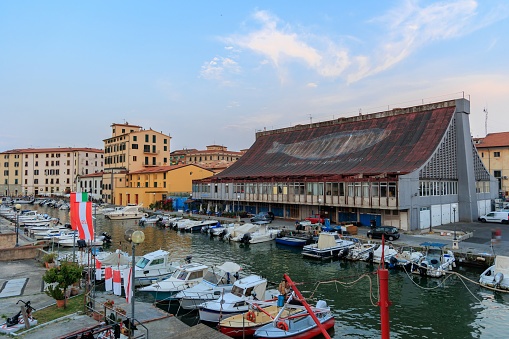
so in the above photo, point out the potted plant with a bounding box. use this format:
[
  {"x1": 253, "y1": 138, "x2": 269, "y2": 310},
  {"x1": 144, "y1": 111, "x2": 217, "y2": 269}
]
[
  {"x1": 45, "y1": 285, "x2": 66, "y2": 308},
  {"x1": 42, "y1": 253, "x2": 57, "y2": 268},
  {"x1": 104, "y1": 299, "x2": 115, "y2": 309},
  {"x1": 43, "y1": 261, "x2": 83, "y2": 309}
]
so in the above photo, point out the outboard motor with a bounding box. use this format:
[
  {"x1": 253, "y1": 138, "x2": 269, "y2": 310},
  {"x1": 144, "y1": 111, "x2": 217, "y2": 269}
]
[
  {"x1": 495, "y1": 272, "x2": 504, "y2": 287},
  {"x1": 185, "y1": 256, "x2": 192, "y2": 264},
  {"x1": 389, "y1": 256, "x2": 398, "y2": 268},
  {"x1": 77, "y1": 239, "x2": 87, "y2": 249},
  {"x1": 367, "y1": 251, "x2": 374, "y2": 263},
  {"x1": 419, "y1": 263, "x2": 428, "y2": 277},
  {"x1": 241, "y1": 233, "x2": 251, "y2": 244},
  {"x1": 339, "y1": 247, "x2": 349, "y2": 259},
  {"x1": 219, "y1": 229, "x2": 227, "y2": 240},
  {"x1": 102, "y1": 232, "x2": 112, "y2": 243}
]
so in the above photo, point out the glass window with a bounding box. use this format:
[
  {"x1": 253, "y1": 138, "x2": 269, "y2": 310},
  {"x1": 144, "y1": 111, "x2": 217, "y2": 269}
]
[
  {"x1": 355, "y1": 182, "x2": 362, "y2": 196},
  {"x1": 371, "y1": 182, "x2": 379, "y2": 197},
  {"x1": 362, "y1": 182, "x2": 369, "y2": 197},
  {"x1": 339, "y1": 183, "x2": 345, "y2": 196},
  {"x1": 348, "y1": 183, "x2": 354, "y2": 196},
  {"x1": 332, "y1": 183, "x2": 339, "y2": 196},
  {"x1": 380, "y1": 182, "x2": 388, "y2": 197},
  {"x1": 388, "y1": 182, "x2": 396, "y2": 197}
]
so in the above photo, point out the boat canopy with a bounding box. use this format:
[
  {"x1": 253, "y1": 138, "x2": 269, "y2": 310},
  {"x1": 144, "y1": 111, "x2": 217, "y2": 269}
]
[
  {"x1": 99, "y1": 252, "x2": 131, "y2": 266},
  {"x1": 495, "y1": 256, "x2": 509, "y2": 276},
  {"x1": 317, "y1": 233, "x2": 338, "y2": 249},
  {"x1": 216, "y1": 262, "x2": 241, "y2": 273}
]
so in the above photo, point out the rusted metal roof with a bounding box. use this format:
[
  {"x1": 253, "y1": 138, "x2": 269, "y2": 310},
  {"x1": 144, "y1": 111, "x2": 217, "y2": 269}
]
[{"x1": 215, "y1": 106, "x2": 455, "y2": 180}]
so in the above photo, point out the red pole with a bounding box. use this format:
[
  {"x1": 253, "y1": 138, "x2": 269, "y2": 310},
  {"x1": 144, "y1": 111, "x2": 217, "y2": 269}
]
[
  {"x1": 378, "y1": 235, "x2": 391, "y2": 339},
  {"x1": 284, "y1": 274, "x2": 331, "y2": 339}
]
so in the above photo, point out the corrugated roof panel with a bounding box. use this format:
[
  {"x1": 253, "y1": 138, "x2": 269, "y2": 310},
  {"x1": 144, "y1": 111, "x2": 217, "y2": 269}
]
[{"x1": 216, "y1": 107, "x2": 455, "y2": 179}]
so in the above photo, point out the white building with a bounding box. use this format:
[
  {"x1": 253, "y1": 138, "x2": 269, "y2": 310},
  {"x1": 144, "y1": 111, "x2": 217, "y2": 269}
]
[{"x1": 77, "y1": 171, "x2": 104, "y2": 200}]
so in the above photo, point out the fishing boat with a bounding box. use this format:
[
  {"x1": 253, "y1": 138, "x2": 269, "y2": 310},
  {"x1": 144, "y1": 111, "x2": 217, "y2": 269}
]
[
  {"x1": 183, "y1": 219, "x2": 220, "y2": 232},
  {"x1": 139, "y1": 262, "x2": 209, "y2": 303},
  {"x1": 198, "y1": 275, "x2": 279, "y2": 323},
  {"x1": 372, "y1": 245, "x2": 398, "y2": 264},
  {"x1": 390, "y1": 246, "x2": 424, "y2": 269},
  {"x1": 240, "y1": 225, "x2": 280, "y2": 244},
  {"x1": 175, "y1": 261, "x2": 241, "y2": 310},
  {"x1": 275, "y1": 236, "x2": 308, "y2": 247},
  {"x1": 479, "y1": 255, "x2": 509, "y2": 290},
  {"x1": 417, "y1": 242, "x2": 455, "y2": 277},
  {"x1": 347, "y1": 242, "x2": 377, "y2": 261},
  {"x1": 104, "y1": 204, "x2": 146, "y2": 220},
  {"x1": 302, "y1": 232, "x2": 354, "y2": 260}
]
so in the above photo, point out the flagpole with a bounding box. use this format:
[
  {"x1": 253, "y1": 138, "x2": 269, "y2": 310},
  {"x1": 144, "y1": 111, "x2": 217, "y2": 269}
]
[{"x1": 92, "y1": 199, "x2": 96, "y2": 304}]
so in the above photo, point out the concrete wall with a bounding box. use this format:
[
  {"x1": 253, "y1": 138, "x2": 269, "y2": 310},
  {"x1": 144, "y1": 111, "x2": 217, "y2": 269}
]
[
  {"x1": 0, "y1": 233, "x2": 17, "y2": 249},
  {"x1": 0, "y1": 244, "x2": 45, "y2": 261}
]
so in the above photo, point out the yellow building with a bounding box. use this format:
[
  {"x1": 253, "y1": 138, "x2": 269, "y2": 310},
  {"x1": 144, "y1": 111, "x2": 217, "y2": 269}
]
[
  {"x1": 115, "y1": 164, "x2": 214, "y2": 207},
  {"x1": 169, "y1": 145, "x2": 245, "y2": 173},
  {"x1": 102, "y1": 123, "x2": 171, "y2": 204},
  {"x1": 475, "y1": 132, "x2": 509, "y2": 197}
]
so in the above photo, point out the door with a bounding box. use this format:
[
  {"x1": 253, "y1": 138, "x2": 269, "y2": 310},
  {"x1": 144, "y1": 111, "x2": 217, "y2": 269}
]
[
  {"x1": 431, "y1": 205, "x2": 441, "y2": 227},
  {"x1": 419, "y1": 208, "x2": 430, "y2": 230}
]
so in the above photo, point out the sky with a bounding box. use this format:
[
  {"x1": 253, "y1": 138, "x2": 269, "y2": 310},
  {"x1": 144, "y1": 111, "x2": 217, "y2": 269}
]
[{"x1": 1, "y1": 0, "x2": 509, "y2": 153}]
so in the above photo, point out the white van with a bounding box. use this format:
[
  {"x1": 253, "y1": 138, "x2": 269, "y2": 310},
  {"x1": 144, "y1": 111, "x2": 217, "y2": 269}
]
[{"x1": 479, "y1": 211, "x2": 509, "y2": 224}]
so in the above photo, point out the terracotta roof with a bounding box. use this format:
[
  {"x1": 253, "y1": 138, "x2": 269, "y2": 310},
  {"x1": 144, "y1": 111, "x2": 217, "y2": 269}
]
[
  {"x1": 128, "y1": 164, "x2": 213, "y2": 175},
  {"x1": 80, "y1": 171, "x2": 104, "y2": 178},
  {"x1": 475, "y1": 132, "x2": 509, "y2": 148},
  {"x1": 111, "y1": 123, "x2": 142, "y2": 128},
  {"x1": 214, "y1": 105, "x2": 456, "y2": 180},
  {"x1": 1, "y1": 147, "x2": 104, "y2": 154}
]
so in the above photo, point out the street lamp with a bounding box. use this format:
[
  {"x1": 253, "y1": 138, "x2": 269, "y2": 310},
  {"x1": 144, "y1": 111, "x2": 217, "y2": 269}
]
[
  {"x1": 318, "y1": 198, "x2": 322, "y2": 221},
  {"x1": 15, "y1": 203, "x2": 21, "y2": 247},
  {"x1": 452, "y1": 205, "x2": 457, "y2": 241},
  {"x1": 237, "y1": 195, "x2": 240, "y2": 218},
  {"x1": 124, "y1": 229, "x2": 145, "y2": 322}
]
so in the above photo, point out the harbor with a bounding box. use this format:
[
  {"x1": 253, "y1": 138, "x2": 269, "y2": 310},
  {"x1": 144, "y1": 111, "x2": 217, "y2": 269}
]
[{"x1": 1, "y1": 204, "x2": 509, "y2": 338}]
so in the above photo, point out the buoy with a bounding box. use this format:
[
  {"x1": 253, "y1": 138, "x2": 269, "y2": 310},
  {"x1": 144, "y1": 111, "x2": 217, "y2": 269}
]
[
  {"x1": 277, "y1": 321, "x2": 289, "y2": 331},
  {"x1": 246, "y1": 311, "x2": 256, "y2": 322}
]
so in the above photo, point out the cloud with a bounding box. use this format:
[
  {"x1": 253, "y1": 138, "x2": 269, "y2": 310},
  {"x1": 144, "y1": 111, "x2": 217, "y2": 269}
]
[
  {"x1": 223, "y1": 112, "x2": 282, "y2": 131},
  {"x1": 306, "y1": 82, "x2": 318, "y2": 88},
  {"x1": 200, "y1": 56, "x2": 241, "y2": 82}
]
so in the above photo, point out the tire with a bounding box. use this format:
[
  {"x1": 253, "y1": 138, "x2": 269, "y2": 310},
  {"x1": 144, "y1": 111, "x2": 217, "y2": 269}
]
[
  {"x1": 367, "y1": 234, "x2": 373, "y2": 239},
  {"x1": 480, "y1": 218, "x2": 486, "y2": 223},
  {"x1": 388, "y1": 236, "x2": 394, "y2": 241}
]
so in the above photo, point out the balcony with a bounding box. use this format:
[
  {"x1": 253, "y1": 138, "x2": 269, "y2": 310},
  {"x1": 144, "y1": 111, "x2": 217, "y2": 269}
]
[{"x1": 144, "y1": 162, "x2": 162, "y2": 167}]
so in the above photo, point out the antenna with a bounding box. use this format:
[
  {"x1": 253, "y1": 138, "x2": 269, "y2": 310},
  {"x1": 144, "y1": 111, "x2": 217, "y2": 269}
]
[
  {"x1": 308, "y1": 114, "x2": 312, "y2": 124},
  {"x1": 484, "y1": 107, "x2": 488, "y2": 137}
]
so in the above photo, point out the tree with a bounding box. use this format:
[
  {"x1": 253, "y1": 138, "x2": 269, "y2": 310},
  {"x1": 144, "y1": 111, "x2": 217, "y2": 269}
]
[{"x1": 43, "y1": 262, "x2": 83, "y2": 308}]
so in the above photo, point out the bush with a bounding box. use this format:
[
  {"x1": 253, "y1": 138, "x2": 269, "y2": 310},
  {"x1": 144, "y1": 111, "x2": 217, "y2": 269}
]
[
  {"x1": 43, "y1": 253, "x2": 57, "y2": 263},
  {"x1": 149, "y1": 199, "x2": 174, "y2": 211},
  {"x1": 45, "y1": 285, "x2": 65, "y2": 300},
  {"x1": 43, "y1": 262, "x2": 83, "y2": 308}
]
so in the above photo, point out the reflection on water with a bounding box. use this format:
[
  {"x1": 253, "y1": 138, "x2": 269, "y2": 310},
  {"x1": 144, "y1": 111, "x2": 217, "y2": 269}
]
[{"x1": 34, "y1": 206, "x2": 509, "y2": 337}]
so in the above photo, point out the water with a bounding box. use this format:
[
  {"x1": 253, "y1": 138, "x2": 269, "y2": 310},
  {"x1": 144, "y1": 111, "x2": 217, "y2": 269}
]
[{"x1": 36, "y1": 206, "x2": 509, "y2": 337}]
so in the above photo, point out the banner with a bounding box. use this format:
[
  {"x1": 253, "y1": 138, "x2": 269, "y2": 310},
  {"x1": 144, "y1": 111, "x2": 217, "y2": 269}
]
[
  {"x1": 113, "y1": 270, "x2": 122, "y2": 296},
  {"x1": 105, "y1": 267, "x2": 113, "y2": 291},
  {"x1": 123, "y1": 267, "x2": 132, "y2": 303},
  {"x1": 70, "y1": 192, "x2": 88, "y2": 231},
  {"x1": 95, "y1": 259, "x2": 102, "y2": 281}
]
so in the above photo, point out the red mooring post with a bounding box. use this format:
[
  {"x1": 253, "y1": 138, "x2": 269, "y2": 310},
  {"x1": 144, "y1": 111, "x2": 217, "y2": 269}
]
[
  {"x1": 284, "y1": 274, "x2": 331, "y2": 339},
  {"x1": 378, "y1": 236, "x2": 392, "y2": 339}
]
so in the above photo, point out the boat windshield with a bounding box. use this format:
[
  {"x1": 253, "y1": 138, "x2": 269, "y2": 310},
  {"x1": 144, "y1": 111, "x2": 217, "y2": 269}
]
[
  {"x1": 427, "y1": 248, "x2": 442, "y2": 257},
  {"x1": 203, "y1": 271, "x2": 221, "y2": 284},
  {"x1": 136, "y1": 258, "x2": 150, "y2": 269},
  {"x1": 172, "y1": 270, "x2": 189, "y2": 280},
  {"x1": 231, "y1": 285, "x2": 244, "y2": 297}
]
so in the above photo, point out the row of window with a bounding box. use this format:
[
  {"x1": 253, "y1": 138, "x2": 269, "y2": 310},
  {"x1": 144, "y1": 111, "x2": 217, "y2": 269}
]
[
  {"x1": 4, "y1": 153, "x2": 102, "y2": 159},
  {"x1": 475, "y1": 181, "x2": 491, "y2": 193},
  {"x1": 419, "y1": 181, "x2": 459, "y2": 196},
  {"x1": 3, "y1": 178, "x2": 70, "y2": 185},
  {"x1": 3, "y1": 160, "x2": 101, "y2": 168},
  {"x1": 80, "y1": 180, "x2": 102, "y2": 188}
]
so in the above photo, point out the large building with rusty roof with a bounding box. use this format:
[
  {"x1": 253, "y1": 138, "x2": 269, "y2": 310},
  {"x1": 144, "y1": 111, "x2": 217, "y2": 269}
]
[
  {"x1": 192, "y1": 98, "x2": 497, "y2": 230},
  {"x1": 0, "y1": 147, "x2": 104, "y2": 196},
  {"x1": 475, "y1": 131, "x2": 509, "y2": 198}
]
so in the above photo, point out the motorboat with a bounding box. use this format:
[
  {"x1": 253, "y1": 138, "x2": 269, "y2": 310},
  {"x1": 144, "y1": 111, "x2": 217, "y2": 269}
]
[
  {"x1": 390, "y1": 246, "x2": 424, "y2": 269},
  {"x1": 253, "y1": 300, "x2": 335, "y2": 339},
  {"x1": 139, "y1": 262, "x2": 209, "y2": 303},
  {"x1": 302, "y1": 232, "x2": 355, "y2": 260},
  {"x1": 183, "y1": 219, "x2": 220, "y2": 232},
  {"x1": 175, "y1": 261, "x2": 241, "y2": 310},
  {"x1": 372, "y1": 245, "x2": 398, "y2": 264},
  {"x1": 347, "y1": 242, "x2": 377, "y2": 261},
  {"x1": 417, "y1": 242, "x2": 455, "y2": 277},
  {"x1": 58, "y1": 233, "x2": 111, "y2": 247},
  {"x1": 131, "y1": 249, "x2": 181, "y2": 286},
  {"x1": 104, "y1": 204, "x2": 146, "y2": 220},
  {"x1": 228, "y1": 223, "x2": 260, "y2": 241},
  {"x1": 199, "y1": 275, "x2": 279, "y2": 323},
  {"x1": 11, "y1": 198, "x2": 34, "y2": 205},
  {"x1": 480, "y1": 255, "x2": 509, "y2": 290},
  {"x1": 138, "y1": 213, "x2": 164, "y2": 226},
  {"x1": 240, "y1": 225, "x2": 280, "y2": 244},
  {"x1": 275, "y1": 236, "x2": 308, "y2": 247}
]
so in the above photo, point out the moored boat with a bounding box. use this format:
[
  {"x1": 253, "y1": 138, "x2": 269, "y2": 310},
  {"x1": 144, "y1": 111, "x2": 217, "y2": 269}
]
[
  {"x1": 302, "y1": 232, "x2": 354, "y2": 260},
  {"x1": 479, "y1": 255, "x2": 509, "y2": 290}
]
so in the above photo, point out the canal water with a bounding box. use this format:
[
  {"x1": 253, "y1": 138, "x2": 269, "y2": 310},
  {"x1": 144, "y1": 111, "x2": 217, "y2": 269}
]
[{"x1": 36, "y1": 206, "x2": 509, "y2": 338}]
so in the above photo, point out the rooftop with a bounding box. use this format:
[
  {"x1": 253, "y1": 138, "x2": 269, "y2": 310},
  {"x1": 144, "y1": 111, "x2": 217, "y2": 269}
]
[{"x1": 475, "y1": 132, "x2": 509, "y2": 148}]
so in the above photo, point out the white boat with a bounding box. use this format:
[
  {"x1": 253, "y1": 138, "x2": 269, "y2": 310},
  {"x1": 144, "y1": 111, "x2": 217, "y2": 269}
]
[
  {"x1": 58, "y1": 233, "x2": 109, "y2": 247},
  {"x1": 183, "y1": 219, "x2": 219, "y2": 232},
  {"x1": 391, "y1": 246, "x2": 424, "y2": 269},
  {"x1": 372, "y1": 245, "x2": 398, "y2": 264},
  {"x1": 347, "y1": 242, "x2": 377, "y2": 261},
  {"x1": 175, "y1": 261, "x2": 241, "y2": 310},
  {"x1": 417, "y1": 242, "x2": 455, "y2": 277},
  {"x1": 104, "y1": 204, "x2": 146, "y2": 220},
  {"x1": 139, "y1": 262, "x2": 209, "y2": 303},
  {"x1": 11, "y1": 198, "x2": 34, "y2": 204},
  {"x1": 302, "y1": 232, "x2": 355, "y2": 260},
  {"x1": 239, "y1": 225, "x2": 279, "y2": 244},
  {"x1": 228, "y1": 223, "x2": 260, "y2": 241},
  {"x1": 480, "y1": 255, "x2": 509, "y2": 290},
  {"x1": 198, "y1": 275, "x2": 279, "y2": 323}
]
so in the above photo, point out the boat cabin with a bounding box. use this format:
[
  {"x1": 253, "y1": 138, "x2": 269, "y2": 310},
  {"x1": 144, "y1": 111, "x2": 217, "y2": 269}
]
[
  {"x1": 230, "y1": 275, "x2": 267, "y2": 300},
  {"x1": 171, "y1": 263, "x2": 208, "y2": 281}
]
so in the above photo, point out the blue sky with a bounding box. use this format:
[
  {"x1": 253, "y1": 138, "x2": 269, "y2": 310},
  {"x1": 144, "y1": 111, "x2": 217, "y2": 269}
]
[{"x1": 1, "y1": 0, "x2": 508, "y2": 152}]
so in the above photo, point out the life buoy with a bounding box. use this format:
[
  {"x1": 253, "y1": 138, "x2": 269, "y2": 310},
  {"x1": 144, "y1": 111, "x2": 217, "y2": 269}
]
[
  {"x1": 246, "y1": 311, "x2": 256, "y2": 322},
  {"x1": 277, "y1": 321, "x2": 288, "y2": 331}
]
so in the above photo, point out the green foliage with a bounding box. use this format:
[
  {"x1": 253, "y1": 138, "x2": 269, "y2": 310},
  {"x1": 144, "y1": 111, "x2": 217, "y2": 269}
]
[
  {"x1": 43, "y1": 262, "x2": 83, "y2": 304},
  {"x1": 42, "y1": 252, "x2": 57, "y2": 263},
  {"x1": 149, "y1": 199, "x2": 174, "y2": 211},
  {"x1": 45, "y1": 285, "x2": 65, "y2": 300}
]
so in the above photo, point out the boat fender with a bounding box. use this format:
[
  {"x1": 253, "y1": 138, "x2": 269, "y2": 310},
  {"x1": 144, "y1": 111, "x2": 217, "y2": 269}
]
[
  {"x1": 277, "y1": 321, "x2": 289, "y2": 331},
  {"x1": 246, "y1": 311, "x2": 256, "y2": 322}
]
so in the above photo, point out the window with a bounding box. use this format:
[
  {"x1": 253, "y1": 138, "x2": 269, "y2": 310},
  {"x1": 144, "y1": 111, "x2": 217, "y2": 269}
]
[
  {"x1": 164, "y1": 139, "x2": 167, "y2": 144},
  {"x1": 3, "y1": 162, "x2": 7, "y2": 167},
  {"x1": 122, "y1": 128, "x2": 125, "y2": 133},
  {"x1": 164, "y1": 146, "x2": 167, "y2": 151},
  {"x1": 371, "y1": 183, "x2": 379, "y2": 197},
  {"x1": 152, "y1": 145, "x2": 156, "y2": 153},
  {"x1": 34, "y1": 179, "x2": 38, "y2": 184},
  {"x1": 145, "y1": 135, "x2": 149, "y2": 142},
  {"x1": 25, "y1": 162, "x2": 28, "y2": 167},
  {"x1": 133, "y1": 136, "x2": 137, "y2": 141},
  {"x1": 3, "y1": 170, "x2": 7, "y2": 175},
  {"x1": 25, "y1": 170, "x2": 27, "y2": 175},
  {"x1": 144, "y1": 145, "x2": 150, "y2": 152},
  {"x1": 152, "y1": 135, "x2": 156, "y2": 143},
  {"x1": 35, "y1": 161, "x2": 38, "y2": 166},
  {"x1": 15, "y1": 170, "x2": 18, "y2": 176},
  {"x1": 494, "y1": 151, "x2": 501, "y2": 158},
  {"x1": 34, "y1": 170, "x2": 39, "y2": 175},
  {"x1": 133, "y1": 156, "x2": 137, "y2": 161},
  {"x1": 132, "y1": 144, "x2": 138, "y2": 149},
  {"x1": 164, "y1": 157, "x2": 167, "y2": 163},
  {"x1": 14, "y1": 162, "x2": 19, "y2": 167}
]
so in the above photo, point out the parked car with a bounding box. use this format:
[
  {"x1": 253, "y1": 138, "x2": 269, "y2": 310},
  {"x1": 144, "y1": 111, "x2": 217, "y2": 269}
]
[
  {"x1": 250, "y1": 211, "x2": 275, "y2": 223},
  {"x1": 479, "y1": 211, "x2": 509, "y2": 223},
  {"x1": 367, "y1": 226, "x2": 400, "y2": 241},
  {"x1": 305, "y1": 214, "x2": 325, "y2": 224}
]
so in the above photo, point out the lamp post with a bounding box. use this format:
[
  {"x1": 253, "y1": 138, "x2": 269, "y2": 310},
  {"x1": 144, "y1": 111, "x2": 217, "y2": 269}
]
[
  {"x1": 318, "y1": 198, "x2": 322, "y2": 221},
  {"x1": 15, "y1": 203, "x2": 21, "y2": 247},
  {"x1": 452, "y1": 206, "x2": 457, "y2": 241},
  {"x1": 124, "y1": 229, "x2": 145, "y2": 322},
  {"x1": 237, "y1": 195, "x2": 240, "y2": 219}
]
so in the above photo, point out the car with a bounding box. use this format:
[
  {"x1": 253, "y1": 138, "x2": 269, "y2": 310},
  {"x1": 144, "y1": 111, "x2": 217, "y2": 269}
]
[
  {"x1": 304, "y1": 214, "x2": 325, "y2": 224},
  {"x1": 479, "y1": 211, "x2": 509, "y2": 223},
  {"x1": 250, "y1": 211, "x2": 275, "y2": 223},
  {"x1": 367, "y1": 226, "x2": 400, "y2": 241}
]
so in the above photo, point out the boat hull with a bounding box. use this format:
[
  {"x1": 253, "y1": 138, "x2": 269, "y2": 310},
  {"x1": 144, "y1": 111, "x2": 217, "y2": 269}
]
[
  {"x1": 276, "y1": 238, "x2": 307, "y2": 247},
  {"x1": 254, "y1": 316, "x2": 335, "y2": 339}
]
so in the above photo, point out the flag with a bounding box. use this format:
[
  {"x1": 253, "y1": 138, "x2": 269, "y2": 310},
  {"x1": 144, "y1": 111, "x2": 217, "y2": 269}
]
[
  {"x1": 70, "y1": 193, "x2": 94, "y2": 241},
  {"x1": 123, "y1": 267, "x2": 133, "y2": 303},
  {"x1": 95, "y1": 259, "x2": 102, "y2": 281},
  {"x1": 113, "y1": 270, "x2": 122, "y2": 296},
  {"x1": 105, "y1": 267, "x2": 113, "y2": 291}
]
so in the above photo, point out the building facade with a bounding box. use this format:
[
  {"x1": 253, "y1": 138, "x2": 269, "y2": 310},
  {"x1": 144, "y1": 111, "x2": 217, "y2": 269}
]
[
  {"x1": 475, "y1": 132, "x2": 509, "y2": 199},
  {"x1": 193, "y1": 99, "x2": 497, "y2": 230},
  {"x1": 114, "y1": 164, "x2": 214, "y2": 207},
  {"x1": 78, "y1": 172, "x2": 104, "y2": 200},
  {"x1": 169, "y1": 145, "x2": 245, "y2": 173},
  {"x1": 102, "y1": 123, "x2": 172, "y2": 204},
  {"x1": 0, "y1": 148, "x2": 104, "y2": 196}
]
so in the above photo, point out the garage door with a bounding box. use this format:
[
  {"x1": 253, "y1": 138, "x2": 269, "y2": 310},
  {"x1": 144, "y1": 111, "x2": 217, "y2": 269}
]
[
  {"x1": 420, "y1": 208, "x2": 430, "y2": 229},
  {"x1": 431, "y1": 205, "x2": 442, "y2": 227}
]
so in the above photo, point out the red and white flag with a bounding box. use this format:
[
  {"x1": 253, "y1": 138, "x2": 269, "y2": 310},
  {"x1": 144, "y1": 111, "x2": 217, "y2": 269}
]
[
  {"x1": 70, "y1": 192, "x2": 94, "y2": 241},
  {"x1": 113, "y1": 270, "x2": 122, "y2": 296},
  {"x1": 95, "y1": 259, "x2": 102, "y2": 281},
  {"x1": 123, "y1": 267, "x2": 133, "y2": 303},
  {"x1": 105, "y1": 267, "x2": 113, "y2": 291}
]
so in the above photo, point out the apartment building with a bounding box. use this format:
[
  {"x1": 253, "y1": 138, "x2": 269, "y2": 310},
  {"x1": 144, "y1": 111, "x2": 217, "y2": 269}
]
[
  {"x1": 475, "y1": 132, "x2": 509, "y2": 198},
  {"x1": 78, "y1": 171, "x2": 104, "y2": 200},
  {"x1": 169, "y1": 145, "x2": 245, "y2": 173},
  {"x1": 0, "y1": 148, "x2": 104, "y2": 196},
  {"x1": 102, "y1": 123, "x2": 171, "y2": 204}
]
